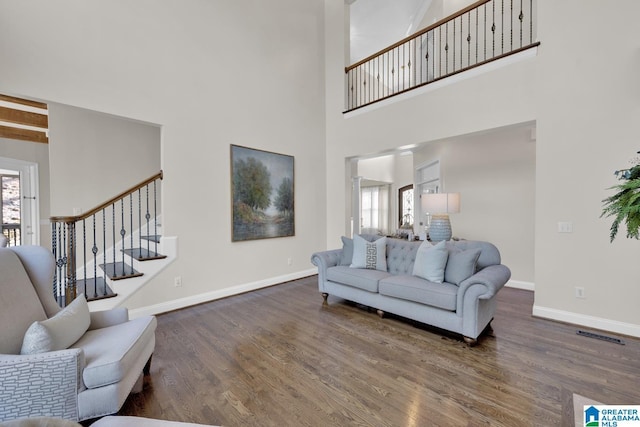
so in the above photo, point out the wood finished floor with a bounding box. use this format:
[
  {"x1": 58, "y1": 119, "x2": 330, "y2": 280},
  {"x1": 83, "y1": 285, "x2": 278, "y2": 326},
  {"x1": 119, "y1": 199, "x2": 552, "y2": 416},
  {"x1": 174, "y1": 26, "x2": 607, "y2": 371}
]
[{"x1": 117, "y1": 276, "x2": 640, "y2": 426}]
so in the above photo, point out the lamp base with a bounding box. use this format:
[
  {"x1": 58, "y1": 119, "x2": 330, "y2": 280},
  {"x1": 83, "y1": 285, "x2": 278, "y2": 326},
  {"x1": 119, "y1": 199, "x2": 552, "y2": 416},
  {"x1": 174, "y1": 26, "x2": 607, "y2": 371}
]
[{"x1": 428, "y1": 214, "x2": 452, "y2": 242}]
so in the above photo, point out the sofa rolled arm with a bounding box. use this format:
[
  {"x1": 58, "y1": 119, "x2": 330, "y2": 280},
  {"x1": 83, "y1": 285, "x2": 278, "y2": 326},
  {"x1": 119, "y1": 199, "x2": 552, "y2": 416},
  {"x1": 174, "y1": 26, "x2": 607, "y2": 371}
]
[
  {"x1": 89, "y1": 307, "x2": 129, "y2": 330},
  {"x1": 0, "y1": 348, "x2": 83, "y2": 421},
  {"x1": 311, "y1": 249, "x2": 342, "y2": 293},
  {"x1": 310, "y1": 249, "x2": 342, "y2": 271},
  {"x1": 457, "y1": 264, "x2": 511, "y2": 302}
]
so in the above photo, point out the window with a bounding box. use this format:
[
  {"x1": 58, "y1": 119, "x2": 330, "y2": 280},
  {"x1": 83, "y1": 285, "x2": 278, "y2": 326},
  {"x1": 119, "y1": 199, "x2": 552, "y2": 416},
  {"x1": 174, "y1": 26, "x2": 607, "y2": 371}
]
[{"x1": 361, "y1": 185, "x2": 389, "y2": 234}]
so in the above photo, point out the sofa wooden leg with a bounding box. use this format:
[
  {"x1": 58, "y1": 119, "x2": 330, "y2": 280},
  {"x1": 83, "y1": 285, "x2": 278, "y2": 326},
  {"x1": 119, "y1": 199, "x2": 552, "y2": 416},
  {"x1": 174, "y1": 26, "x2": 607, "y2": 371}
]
[
  {"x1": 376, "y1": 309, "x2": 385, "y2": 318},
  {"x1": 143, "y1": 354, "x2": 153, "y2": 376},
  {"x1": 463, "y1": 336, "x2": 478, "y2": 347},
  {"x1": 485, "y1": 320, "x2": 494, "y2": 334},
  {"x1": 321, "y1": 293, "x2": 328, "y2": 303}
]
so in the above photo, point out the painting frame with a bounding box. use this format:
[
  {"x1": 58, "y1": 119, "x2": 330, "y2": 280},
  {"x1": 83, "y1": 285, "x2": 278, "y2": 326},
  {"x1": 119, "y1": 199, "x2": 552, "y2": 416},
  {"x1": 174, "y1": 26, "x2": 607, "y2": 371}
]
[{"x1": 230, "y1": 145, "x2": 295, "y2": 242}]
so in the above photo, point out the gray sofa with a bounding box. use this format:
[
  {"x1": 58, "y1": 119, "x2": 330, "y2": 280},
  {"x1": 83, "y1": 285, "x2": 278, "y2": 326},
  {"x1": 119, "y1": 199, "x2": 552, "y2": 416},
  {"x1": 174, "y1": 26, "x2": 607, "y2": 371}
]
[
  {"x1": 311, "y1": 237, "x2": 511, "y2": 345},
  {"x1": 0, "y1": 246, "x2": 156, "y2": 422}
]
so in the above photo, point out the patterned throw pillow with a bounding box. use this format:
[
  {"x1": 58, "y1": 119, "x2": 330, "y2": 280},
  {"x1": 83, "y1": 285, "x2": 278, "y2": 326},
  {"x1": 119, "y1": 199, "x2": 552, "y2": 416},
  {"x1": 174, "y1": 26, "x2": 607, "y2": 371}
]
[{"x1": 350, "y1": 235, "x2": 387, "y2": 271}]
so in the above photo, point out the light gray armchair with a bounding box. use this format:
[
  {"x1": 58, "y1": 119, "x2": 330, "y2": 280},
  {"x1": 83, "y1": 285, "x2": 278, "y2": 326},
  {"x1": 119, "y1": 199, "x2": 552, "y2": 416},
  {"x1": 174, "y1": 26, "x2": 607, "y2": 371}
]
[{"x1": 0, "y1": 246, "x2": 157, "y2": 422}]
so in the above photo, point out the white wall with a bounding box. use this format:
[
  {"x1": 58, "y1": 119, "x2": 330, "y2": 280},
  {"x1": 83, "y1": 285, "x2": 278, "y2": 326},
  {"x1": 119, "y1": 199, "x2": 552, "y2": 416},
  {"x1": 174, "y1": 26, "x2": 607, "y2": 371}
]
[
  {"x1": 47, "y1": 103, "x2": 161, "y2": 216},
  {"x1": 533, "y1": 1, "x2": 640, "y2": 334},
  {"x1": 0, "y1": 0, "x2": 326, "y2": 312},
  {"x1": 413, "y1": 125, "x2": 536, "y2": 284}
]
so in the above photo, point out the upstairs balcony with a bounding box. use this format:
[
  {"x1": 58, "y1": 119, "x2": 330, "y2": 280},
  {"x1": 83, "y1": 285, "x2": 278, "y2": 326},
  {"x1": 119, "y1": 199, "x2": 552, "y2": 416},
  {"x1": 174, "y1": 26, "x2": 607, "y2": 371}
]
[{"x1": 345, "y1": 0, "x2": 539, "y2": 112}]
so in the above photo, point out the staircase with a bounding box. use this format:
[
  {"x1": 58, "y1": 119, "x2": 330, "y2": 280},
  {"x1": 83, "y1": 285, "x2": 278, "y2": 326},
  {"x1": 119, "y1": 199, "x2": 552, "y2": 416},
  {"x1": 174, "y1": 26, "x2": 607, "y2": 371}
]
[{"x1": 50, "y1": 171, "x2": 175, "y2": 309}]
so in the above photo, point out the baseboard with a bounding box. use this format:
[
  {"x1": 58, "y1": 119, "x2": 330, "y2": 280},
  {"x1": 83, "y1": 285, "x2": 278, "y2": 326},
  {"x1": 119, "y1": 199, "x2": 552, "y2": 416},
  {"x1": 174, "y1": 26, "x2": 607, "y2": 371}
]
[
  {"x1": 532, "y1": 305, "x2": 640, "y2": 338},
  {"x1": 129, "y1": 268, "x2": 317, "y2": 318},
  {"x1": 506, "y1": 280, "x2": 534, "y2": 291}
]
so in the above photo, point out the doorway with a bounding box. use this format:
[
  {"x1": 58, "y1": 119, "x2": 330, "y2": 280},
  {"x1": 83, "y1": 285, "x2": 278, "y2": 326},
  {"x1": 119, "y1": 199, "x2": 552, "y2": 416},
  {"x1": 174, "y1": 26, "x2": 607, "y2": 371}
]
[{"x1": 0, "y1": 157, "x2": 39, "y2": 246}]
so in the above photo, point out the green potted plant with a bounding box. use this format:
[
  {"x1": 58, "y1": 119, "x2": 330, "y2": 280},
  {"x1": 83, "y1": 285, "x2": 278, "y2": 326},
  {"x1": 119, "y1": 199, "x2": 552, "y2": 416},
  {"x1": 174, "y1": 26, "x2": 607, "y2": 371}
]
[{"x1": 601, "y1": 152, "x2": 640, "y2": 242}]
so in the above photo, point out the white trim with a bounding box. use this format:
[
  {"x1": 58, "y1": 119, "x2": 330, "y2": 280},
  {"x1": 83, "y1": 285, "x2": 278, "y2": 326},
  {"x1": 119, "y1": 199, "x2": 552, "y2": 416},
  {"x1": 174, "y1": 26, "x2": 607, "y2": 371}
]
[
  {"x1": 128, "y1": 268, "x2": 318, "y2": 319},
  {"x1": 506, "y1": 280, "x2": 534, "y2": 291},
  {"x1": 532, "y1": 305, "x2": 640, "y2": 339}
]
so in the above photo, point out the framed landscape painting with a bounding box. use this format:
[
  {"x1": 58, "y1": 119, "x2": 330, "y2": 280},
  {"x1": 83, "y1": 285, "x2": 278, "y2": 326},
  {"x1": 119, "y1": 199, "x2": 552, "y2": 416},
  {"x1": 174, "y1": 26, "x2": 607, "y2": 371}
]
[{"x1": 231, "y1": 145, "x2": 295, "y2": 241}]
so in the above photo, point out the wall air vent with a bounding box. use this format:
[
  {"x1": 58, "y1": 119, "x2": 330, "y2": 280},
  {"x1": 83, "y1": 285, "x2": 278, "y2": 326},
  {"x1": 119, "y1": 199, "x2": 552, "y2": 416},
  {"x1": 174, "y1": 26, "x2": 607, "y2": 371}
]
[{"x1": 577, "y1": 330, "x2": 625, "y2": 345}]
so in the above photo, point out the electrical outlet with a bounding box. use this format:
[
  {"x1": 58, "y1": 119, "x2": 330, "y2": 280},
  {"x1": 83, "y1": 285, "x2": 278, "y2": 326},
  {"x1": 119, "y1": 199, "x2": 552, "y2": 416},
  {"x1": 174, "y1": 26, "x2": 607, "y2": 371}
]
[
  {"x1": 575, "y1": 286, "x2": 585, "y2": 299},
  {"x1": 287, "y1": 257, "x2": 293, "y2": 266},
  {"x1": 174, "y1": 276, "x2": 182, "y2": 287},
  {"x1": 558, "y1": 221, "x2": 573, "y2": 233}
]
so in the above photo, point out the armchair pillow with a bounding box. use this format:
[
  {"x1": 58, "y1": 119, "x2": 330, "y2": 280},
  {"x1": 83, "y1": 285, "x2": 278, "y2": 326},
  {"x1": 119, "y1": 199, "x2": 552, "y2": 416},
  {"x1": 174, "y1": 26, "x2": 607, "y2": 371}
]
[
  {"x1": 21, "y1": 294, "x2": 91, "y2": 355},
  {"x1": 412, "y1": 241, "x2": 449, "y2": 283},
  {"x1": 350, "y1": 235, "x2": 387, "y2": 271}
]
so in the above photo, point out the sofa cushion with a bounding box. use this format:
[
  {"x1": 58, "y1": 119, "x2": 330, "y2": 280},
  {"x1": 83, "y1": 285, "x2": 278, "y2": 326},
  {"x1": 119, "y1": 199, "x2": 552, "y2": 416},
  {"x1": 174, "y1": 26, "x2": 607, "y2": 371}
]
[
  {"x1": 350, "y1": 235, "x2": 387, "y2": 271},
  {"x1": 412, "y1": 241, "x2": 448, "y2": 283},
  {"x1": 21, "y1": 294, "x2": 91, "y2": 355},
  {"x1": 327, "y1": 266, "x2": 391, "y2": 293},
  {"x1": 379, "y1": 275, "x2": 458, "y2": 311},
  {"x1": 0, "y1": 248, "x2": 48, "y2": 355},
  {"x1": 71, "y1": 316, "x2": 157, "y2": 389},
  {"x1": 444, "y1": 248, "x2": 482, "y2": 285}
]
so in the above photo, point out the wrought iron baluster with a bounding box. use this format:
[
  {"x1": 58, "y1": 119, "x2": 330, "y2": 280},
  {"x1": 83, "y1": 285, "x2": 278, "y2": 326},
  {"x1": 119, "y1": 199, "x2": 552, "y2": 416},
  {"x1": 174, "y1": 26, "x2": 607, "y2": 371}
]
[
  {"x1": 492, "y1": 0, "x2": 496, "y2": 57},
  {"x1": 519, "y1": 0, "x2": 524, "y2": 47},
  {"x1": 103, "y1": 207, "x2": 107, "y2": 284},
  {"x1": 467, "y1": 12, "x2": 471, "y2": 68},
  {"x1": 52, "y1": 222, "x2": 58, "y2": 302},
  {"x1": 529, "y1": 0, "x2": 533, "y2": 44},
  {"x1": 120, "y1": 199, "x2": 127, "y2": 275},
  {"x1": 153, "y1": 179, "x2": 159, "y2": 255},
  {"x1": 92, "y1": 215, "x2": 98, "y2": 298},
  {"x1": 82, "y1": 218, "x2": 86, "y2": 297},
  {"x1": 502, "y1": 0, "x2": 505, "y2": 54},
  {"x1": 145, "y1": 185, "x2": 151, "y2": 255},
  {"x1": 129, "y1": 193, "x2": 133, "y2": 261}
]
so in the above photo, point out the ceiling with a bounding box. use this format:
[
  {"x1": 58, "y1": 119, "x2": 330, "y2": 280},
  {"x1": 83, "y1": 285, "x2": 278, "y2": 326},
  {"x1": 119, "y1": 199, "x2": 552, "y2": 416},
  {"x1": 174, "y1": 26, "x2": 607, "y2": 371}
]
[{"x1": 348, "y1": 0, "x2": 432, "y2": 64}]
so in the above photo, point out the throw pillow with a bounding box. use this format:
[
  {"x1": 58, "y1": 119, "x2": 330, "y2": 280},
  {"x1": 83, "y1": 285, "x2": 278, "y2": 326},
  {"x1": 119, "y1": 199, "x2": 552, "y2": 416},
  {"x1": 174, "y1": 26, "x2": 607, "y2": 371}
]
[
  {"x1": 444, "y1": 248, "x2": 482, "y2": 285},
  {"x1": 412, "y1": 240, "x2": 449, "y2": 283},
  {"x1": 339, "y1": 236, "x2": 354, "y2": 266},
  {"x1": 21, "y1": 294, "x2": 91, "y2": 355},
  {"x1": 350, "y1": 235, "x2": 387, "y2": 271}
]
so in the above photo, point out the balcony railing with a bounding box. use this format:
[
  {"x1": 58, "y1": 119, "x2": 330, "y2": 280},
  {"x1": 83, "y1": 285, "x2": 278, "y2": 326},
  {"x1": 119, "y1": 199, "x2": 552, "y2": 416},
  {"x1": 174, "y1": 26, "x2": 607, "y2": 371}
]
[{"x1": 345, "y1": 0, "x2": 539, "y2": 112}]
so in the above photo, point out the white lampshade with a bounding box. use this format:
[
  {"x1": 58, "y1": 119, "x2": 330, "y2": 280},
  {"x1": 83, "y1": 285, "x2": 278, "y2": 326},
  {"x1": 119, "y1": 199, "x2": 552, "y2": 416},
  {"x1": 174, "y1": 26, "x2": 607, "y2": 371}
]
[{"x1": 421, "y1": 192, "x2": 460, "y2": 214}]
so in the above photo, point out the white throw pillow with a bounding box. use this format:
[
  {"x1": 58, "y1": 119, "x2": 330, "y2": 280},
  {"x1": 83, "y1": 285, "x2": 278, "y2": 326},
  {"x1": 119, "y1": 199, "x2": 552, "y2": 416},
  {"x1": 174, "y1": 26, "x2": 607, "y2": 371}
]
[
  {"x1": 412, "y1": 240, "x2": 449, "y2": 283},
  {"x1": 350, "y1": 235, "x2": 387, "y2": 271},
  {"x1": 21, "y1": 293, "x2": 91, "y2": 355}
]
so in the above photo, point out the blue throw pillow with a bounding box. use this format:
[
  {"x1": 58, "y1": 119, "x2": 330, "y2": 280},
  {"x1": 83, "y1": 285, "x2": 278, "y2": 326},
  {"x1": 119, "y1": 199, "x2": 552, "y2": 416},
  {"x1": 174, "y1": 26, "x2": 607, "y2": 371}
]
[
  {"x1": 444, "y1": 248, "x2": 481, "y2": 285},
  {"x1": 412, "y1": 240, "x2": 449, "y2": 283},
  {"x1": 339, "y1": 236, "x2": 354, "y2": 266}
]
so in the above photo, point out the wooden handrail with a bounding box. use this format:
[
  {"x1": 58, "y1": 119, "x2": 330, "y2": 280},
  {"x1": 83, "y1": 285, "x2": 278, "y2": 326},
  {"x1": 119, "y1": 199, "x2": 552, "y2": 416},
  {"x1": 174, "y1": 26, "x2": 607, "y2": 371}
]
[
  {"x1": 346, "y1": 0, "x2": 491, "y2": 72},
  {"x1": 50, "y1": 170, "x2": 163, "y2": 223}
]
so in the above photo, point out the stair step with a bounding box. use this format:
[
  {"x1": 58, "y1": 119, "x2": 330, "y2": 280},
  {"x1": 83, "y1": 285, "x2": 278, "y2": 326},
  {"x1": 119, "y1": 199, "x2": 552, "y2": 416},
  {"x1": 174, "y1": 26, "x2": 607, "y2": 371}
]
[
  {"x1": 122, "y1": 247, "x2": 167, "y2": 261},
  {"x1": 100, "y1": 262, "x2": 144, "y2": 280},
  {"x1": 141, "y1": 234, "x2": 161, "y2": 243},
  {"x1": 76, "y1": 277, "x2": 117, "y2": 301}
]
